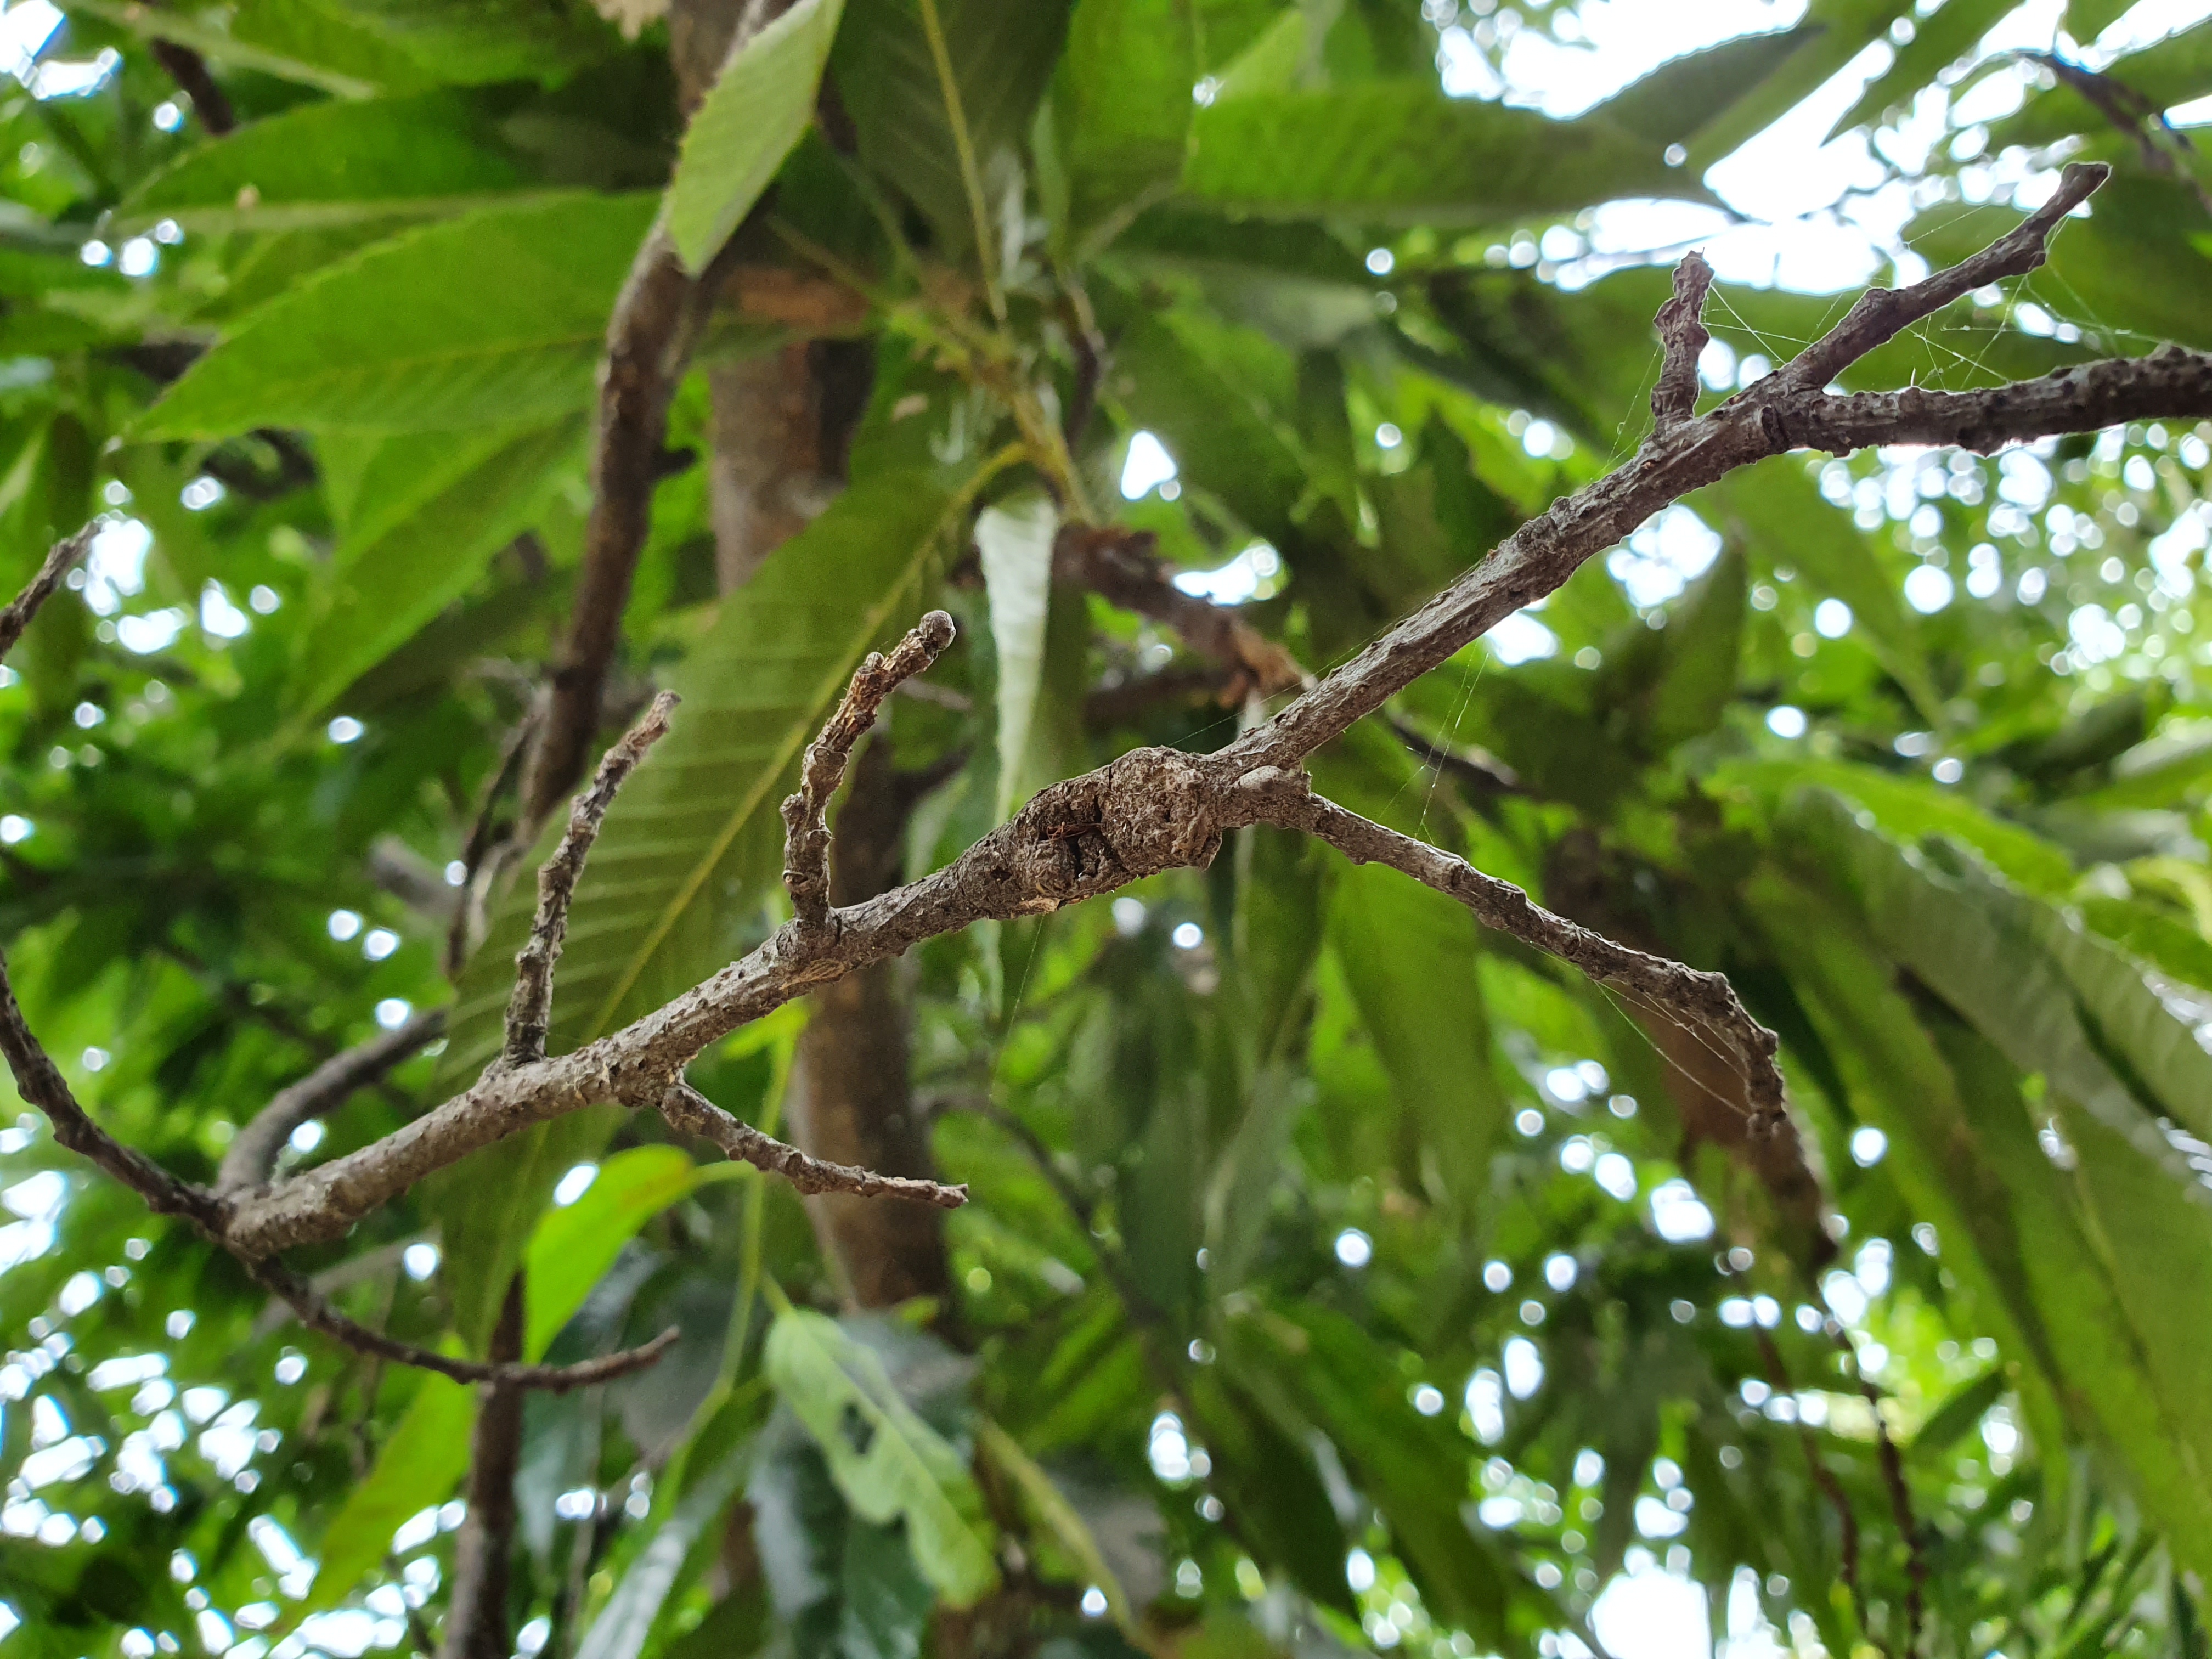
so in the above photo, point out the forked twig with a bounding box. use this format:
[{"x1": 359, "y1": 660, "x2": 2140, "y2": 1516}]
[
  {"x1": 780, "y1": 611, "x2": 957, "y2": 933},
  {"x1": 505, "y1": 691, "x2": 679, "y2": 1066}
]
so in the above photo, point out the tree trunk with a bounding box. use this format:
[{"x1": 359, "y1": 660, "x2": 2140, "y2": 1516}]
[{"x1": 441, "y1": 1279, "x2": 524, "y2": 1659}]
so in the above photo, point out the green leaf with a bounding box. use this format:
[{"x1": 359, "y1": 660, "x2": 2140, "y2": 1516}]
[
  {"x1": 1249, "y1": 1304, "x2": 1515, "y2": 1637},
  {"x1": 1700, "y1": 457, "x2": 1939, "y2": 719},
  {"x1": 1681, "y1": 0, "x2": 1917, "y2": 167},
  {"x1": 1829, "y1": 0, "x2": 2019, "y2": 139},
  {"x1": 1054, "y1": 0, "x2": 1201, "y2": 247},
  {"x1": 1183, "y1": 1366, "x2": 1353, "y2": 1616},
  {"x1": 764, "y1": 1308, "x2": 998, "y2": 1605},
  {"x1": 137, "y1": 192, "x2": 659, "y2": 437},
  {"x1": 1911, "y1": 1365, "x2": 2008, "y2": 1460},
  {"x1": 1594, "y1": 26, "x2": 1815, "y2": 147},
  {"x1": 832, "y1": 0, "x2": 1075, "y2": 252},
  {"x1": 426, "y1": 470, "x2": 959, "y2": 1349},
  {"x1": 1182, "y1": 87, "x2": 1688, "y2": 223},
  {"x1": 974, "y1": 1419, "x2": 1138, "y2": 1637},
  {"x1": 297, "y1": 1372, "x2": 475, "y2": 1617},
  {"x1": 1710, "y1": 755, "x2": 2075, "y2": 895},
  {"x1": 1788, "y1": 793, "x2": 2200, "y2": 1177},
  {"x1": 1328, "y1": 860, "x2": 1506, "y2": 1209},
  {"x1": 975, "y1": 492, "x2": 1057, "y2": 821},
  {"x1": 114, "y1": 93, "x2": 537, "y2": 236},
  {"x1": 292, "y1": 416, "x2": 585, "y2": 719},
  {"x1": 575, "y1": 1429, "x2": 758, "y2": 1659},
  {"x1": 1646, "y1": 540, "x2": 1745, "y2": 751},
  {"x1": 2003, "y1": 895, "x2": 2212, "y2": 1149},
  {"x1": 312, "y1": 0, "x2": 620, "y2": 87},
  {"x1": 1997, "y1": 18, "x2": 2212, "y2": 147},
  {"x1": 55, "y1": 0, "x2": 397, "y2": 96},
  {"x1": 522, "y1": 1146, "x2": 709, "y2": 1362},
  {"x1": 667, "y1": 0, "x2": 849, "y2": 273}
]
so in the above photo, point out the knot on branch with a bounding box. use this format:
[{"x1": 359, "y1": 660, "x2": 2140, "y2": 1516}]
[
  {"x1": 1004, "y1": 747, "x2": 1223, "y2": 910},
  {"x1": 1650, "y1": 250, "x2": 1714, "y2": 428}
]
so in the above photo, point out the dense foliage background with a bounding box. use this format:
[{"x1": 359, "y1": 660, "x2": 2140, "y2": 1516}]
[{"x1": 4, "y1": 3, "x2": 2212, "y2": 1659}]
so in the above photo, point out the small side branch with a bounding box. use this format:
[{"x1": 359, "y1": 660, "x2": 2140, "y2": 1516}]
[
  {"x1": 1770, "y1": 161, "x2": 2108, "y2": 397},
  {"x1": 1054, "y1": 525, "x2": 1307, "y2": 698},
  {"x1": 659, "y1": 1081, "x2": 968, "y2": 1208},
  {"x1": 0, "y1": 951, "x2": 229, "y2": 1233},
  {"x1": 250, "y1": 1257, "x2": 678, "y2": 1392},
  {"x1": 1232, "y1": 770, "x2": 1785, "y2": 1132},
  {"x1": 1649, "y1": 250, "x2": 1713, "y2": 428},
  {"x1": 504, "y1": 692, "x2": 679, "y2": 1066},
  {"x1": 218, "y1": 1008, "x2": 448, "y2": 1196},
  {"x1": 0, "y1": 527, "x2": 93, "y2": 662},
  {"x1": 780, "y1": 612, "x2": 957, "y2": 933}
]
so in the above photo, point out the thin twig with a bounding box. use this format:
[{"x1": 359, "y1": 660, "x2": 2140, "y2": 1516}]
[
  {"x1": 1818, "y1": 1297, "x2": 1926, "y2": 1657},
  {"x1": 148, "y1": 39, "x2": 235, "y2": 134},
  {"x1": 1053, "y1": 524, "x2": 1307, "y2": 698},
  {"x1": 29, "y1": 163, "x2": 2212, "y2": 1278},
  {"x1": 218, "y1": 1008, "x2": 448, "y2": 1195},
  {"x1": 1650, "y1": 250, "x2": 1714, "y2": 427},
  {"x1": 779, "y1": 612, "x2": 957, "y2": 933},
  {"x1": 1229, "y1": 769, "x2": 1786, "y2": 1134},
  {"x1": 658, "y1": 1081, "x2": 968, "y2": 1209},
  {"x1": 0, "y1": 526, "x2": 93, "y2": 662},
  {"x1": 504, "y1": 692, "x2": 679, "y2": 1066},
  {"x1": 1767, "y1": 161, "x2": 2107, "y2": 398},
  {"x1": 1757, "y1": 1328, "x2": 1866, "y2": 1635},
  {"x1": 250, "y1": 1258, "x2": 679, "y2": 1392}
]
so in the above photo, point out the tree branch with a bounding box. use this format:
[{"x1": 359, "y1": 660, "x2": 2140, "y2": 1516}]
[
  {"x1": 0, "y1": 525, "x2": 93, "y2": 663},
  {"x1": 1053, "y1": 524, "x2": 1306, "y2": 697},
  {"x1": 26, "y1": 162, "x2": 2212, "y2": 1296},
  {"x1": 658, "y1": 1080, "x2": 967, "y2": 1207},
  {"x1": 250, "y1": 1257, "x2": 679, "y2": 1392},
  {"x1": 1768, "y1": 161, "x2": 2108, "y2": 398},
  {"x1": 520, "y1": 229, "x2": 711, "y2": 828},
  {"x1": 1649, "y1": 249, "x2": 1713, "y2": 427},
  {"x1": 1227, "y1": 769, "x2": 1784, "y2": 1133},
  {"x1": 217, "y1": 1008, "x2": 448, "y2": 1196},
  {"x1": 779, "y1": 612, "x2": 956, "y2": 934},
  {"x1": 505, "y1": 692, "x2": 679, "y2": 1066}
]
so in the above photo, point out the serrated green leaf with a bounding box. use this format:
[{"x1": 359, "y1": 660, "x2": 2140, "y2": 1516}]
[
  {"x1": 667, "y1": 0, "x2": 848, "y2": 273},
  {"x1": 136, "y1": 192, "x2": 659, "y2": 438},
  {"x1": 1788, "y1": 792, "x2": 2200, "y2": 1174},
  {"x1": 1683, "y1": 0, "x2": 1917, "y2": 168},
  {"x1": 975, "y1": 492, "x2": 1057, "y2": 821},
  {"x1": 832, "y1": 0, "x2": 1074, "y2": 251},
  {"x1": 1055, "y1": 0, "x2": 1200, "y2": 247},
  {"x1": 1182, "y1": 86, "x2": 1689, "y2": 223},
  {"x1": 113, "y1": 93, "x2": 538, "y2": 236},
  {"x1": 292, "y1": 416, "x2": 584, "y2": 719},
  {"x1": 765, "y1": 1308, "x2": 998, "y2": 1605}
]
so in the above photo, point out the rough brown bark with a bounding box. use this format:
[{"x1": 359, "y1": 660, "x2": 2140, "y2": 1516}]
[{"x1": 441, "y1": 1280, "x2": 526, "y2": 1659}]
